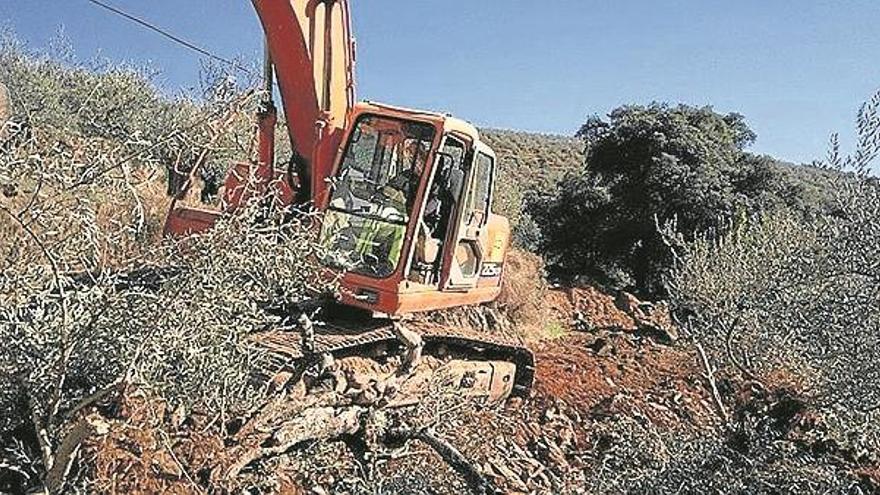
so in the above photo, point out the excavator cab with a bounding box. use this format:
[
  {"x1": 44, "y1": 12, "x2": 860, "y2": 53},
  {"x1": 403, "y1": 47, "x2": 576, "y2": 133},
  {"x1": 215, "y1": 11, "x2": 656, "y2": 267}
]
[
  {"x1": 162, "y1": 0, "x2": 511, "y2": 317},
  {"x1": 320, "y1": 103, "x2": 510, "y2": 316}
]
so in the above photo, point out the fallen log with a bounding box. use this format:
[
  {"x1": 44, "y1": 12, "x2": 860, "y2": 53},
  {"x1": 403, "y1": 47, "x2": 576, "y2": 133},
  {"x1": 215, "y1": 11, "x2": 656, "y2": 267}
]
[
  {"x1": 222, "y1": 355, "x2": 510, "y2": 489},
  {"x1": 224, "y1": 404, "x2": 365, "y2": 480}
]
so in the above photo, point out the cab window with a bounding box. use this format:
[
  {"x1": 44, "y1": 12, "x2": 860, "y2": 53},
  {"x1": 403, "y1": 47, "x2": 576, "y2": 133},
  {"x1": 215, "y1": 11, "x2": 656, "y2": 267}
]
[
  {"x1": 463, "y1": 152, "x2": 493, "y2": 226},
  {"x1": 320, "y1": 115, "x2": 435, "y2": 279}
]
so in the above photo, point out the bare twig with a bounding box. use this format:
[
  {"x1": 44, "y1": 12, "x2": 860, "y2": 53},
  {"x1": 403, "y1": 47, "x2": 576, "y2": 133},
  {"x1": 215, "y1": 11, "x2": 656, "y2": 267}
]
[
  {"x1": 695, "y1": 341, "x2": 729, "y2": 424},
  {"x1": 721, "y1": 316, "x2": 761, "y2": 384},
  {"x1": 29, "y1": 397, "x2": 54, "y2": 475},
  {"x1": 158, "y1": 429, "x2": 206, "y2": 495}
]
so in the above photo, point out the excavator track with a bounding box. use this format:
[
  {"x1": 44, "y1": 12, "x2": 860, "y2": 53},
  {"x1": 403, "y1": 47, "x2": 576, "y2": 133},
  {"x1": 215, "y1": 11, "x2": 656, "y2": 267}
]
[
  {"x1": 254, "y1": 318, "x2": 535, "y2": 398},
  {"x1": 47, "y1": 267, "x2": 535, "y2": 400}
]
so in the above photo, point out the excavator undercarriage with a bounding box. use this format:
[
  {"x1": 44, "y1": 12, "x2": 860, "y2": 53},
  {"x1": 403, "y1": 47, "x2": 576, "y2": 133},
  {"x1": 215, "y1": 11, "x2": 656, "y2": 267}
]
[{"x1": 253, "y1": 312, "x2": 535, "y2": 405}]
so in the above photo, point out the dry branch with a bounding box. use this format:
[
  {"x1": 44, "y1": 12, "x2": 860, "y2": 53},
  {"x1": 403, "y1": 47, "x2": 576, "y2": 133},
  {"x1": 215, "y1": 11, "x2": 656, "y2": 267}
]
[
  {"x1": 695, "y1": 341, "x2": 729, "y2": 423},
  {"x1": 386, "y1": 427, "x2": 497, "y2": 495},
  {"x1": 0, "y1": 81, "x2": 9, "y2": 126},
  {"x1": 224, "y1": 404, "x2": 365, "y2": 480},
  {"x1": 44, "y1": 414, "x2": 109, "y2": 494}
]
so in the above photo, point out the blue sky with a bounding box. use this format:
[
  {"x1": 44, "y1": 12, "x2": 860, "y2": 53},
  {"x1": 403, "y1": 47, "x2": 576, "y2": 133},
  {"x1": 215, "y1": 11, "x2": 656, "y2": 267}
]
[{"x1": 2, "y1": 0, "x2": 879, "y2": 164}]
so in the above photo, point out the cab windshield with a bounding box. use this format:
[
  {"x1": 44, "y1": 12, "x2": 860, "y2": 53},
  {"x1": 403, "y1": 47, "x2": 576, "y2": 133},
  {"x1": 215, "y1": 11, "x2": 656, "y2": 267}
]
[{"x1": 320, "y1": 115, "x2": 436, "y2": 278}]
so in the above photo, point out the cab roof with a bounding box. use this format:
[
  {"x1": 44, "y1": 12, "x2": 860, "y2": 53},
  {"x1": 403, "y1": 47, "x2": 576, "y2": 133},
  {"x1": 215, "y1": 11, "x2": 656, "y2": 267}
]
[{"x1": 355, "y1": 101, "x2": 481, "y2": 141}]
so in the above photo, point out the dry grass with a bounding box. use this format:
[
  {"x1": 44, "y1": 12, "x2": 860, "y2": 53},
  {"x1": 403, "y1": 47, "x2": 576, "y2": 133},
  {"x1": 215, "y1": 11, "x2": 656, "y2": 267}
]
[{"x1": 496, "y1": 249, "x2": 550, "y2": 337}]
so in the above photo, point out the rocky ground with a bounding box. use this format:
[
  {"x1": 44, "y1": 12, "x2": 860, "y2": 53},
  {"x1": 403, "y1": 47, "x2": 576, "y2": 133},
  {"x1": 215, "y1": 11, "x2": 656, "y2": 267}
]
[{"x1": 61, "y1": 285, "x2": 730, "y2": 494}]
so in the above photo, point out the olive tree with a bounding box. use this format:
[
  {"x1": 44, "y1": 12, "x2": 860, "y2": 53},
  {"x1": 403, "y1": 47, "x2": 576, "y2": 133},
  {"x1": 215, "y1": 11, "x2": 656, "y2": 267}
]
[
  {"x1": 667, "y1": 89, "x2": 880, "y2": 491},
  {"x1": 0, "y1": 39, "x2": 333, "y2": 493}
]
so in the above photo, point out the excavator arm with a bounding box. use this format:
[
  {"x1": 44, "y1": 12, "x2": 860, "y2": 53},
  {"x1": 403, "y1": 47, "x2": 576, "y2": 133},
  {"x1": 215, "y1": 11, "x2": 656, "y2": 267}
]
[
  {"x1": 162, "y1": 0, "x2": 532, "y2": 399},
  {"x1": 250, "y1": 0, "x2": 356, "y2": 205}
]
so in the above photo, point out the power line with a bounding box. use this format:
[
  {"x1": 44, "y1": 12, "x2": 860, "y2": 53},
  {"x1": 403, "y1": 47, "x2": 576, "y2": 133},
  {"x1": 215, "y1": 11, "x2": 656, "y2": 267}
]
[{"x1": 82, "y1": 0, "x2": 254, "y2": 75}]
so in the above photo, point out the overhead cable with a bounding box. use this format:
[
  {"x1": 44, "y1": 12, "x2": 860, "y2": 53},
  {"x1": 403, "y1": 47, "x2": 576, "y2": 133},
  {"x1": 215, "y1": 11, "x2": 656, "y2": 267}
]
[{"x1": 82, "y1": 0, "x2": 253, "y2": 75}]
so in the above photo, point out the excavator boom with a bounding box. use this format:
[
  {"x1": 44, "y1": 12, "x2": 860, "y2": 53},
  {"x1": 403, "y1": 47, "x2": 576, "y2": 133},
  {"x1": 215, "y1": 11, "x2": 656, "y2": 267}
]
[
  {"x1": 251, "y1": 0, "x2": 355, "y2": 203},
  {"x1": 167, "y1": 0, "x2": 512, "y2": 319}
]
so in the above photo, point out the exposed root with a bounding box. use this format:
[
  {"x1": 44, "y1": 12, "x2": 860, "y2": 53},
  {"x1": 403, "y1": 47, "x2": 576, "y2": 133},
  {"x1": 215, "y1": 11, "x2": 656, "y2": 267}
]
[{"x1": 224, "y1": 404, "x2": 366, "y2": 480}]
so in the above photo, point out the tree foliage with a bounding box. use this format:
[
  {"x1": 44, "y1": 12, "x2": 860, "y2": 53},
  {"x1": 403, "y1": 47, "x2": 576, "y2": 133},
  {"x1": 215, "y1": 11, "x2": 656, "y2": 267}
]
[
  {"x1": 0, "y1": 34, "x2": 256, "y2": 205},
  {"x1": 526, "y1": 103, "x2": 833, "y2": 293},
  {"x1": 662, "y1": 89, "x2": 880, "y2": 493}
]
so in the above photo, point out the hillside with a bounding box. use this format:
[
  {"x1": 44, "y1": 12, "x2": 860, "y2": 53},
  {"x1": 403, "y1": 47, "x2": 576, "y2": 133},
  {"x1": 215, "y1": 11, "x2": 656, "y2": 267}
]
[
  {"x1": 481, "y1": 128, "x2": 584, "y2": 181},
  {"x1": 481, "y1": 129, "x2": 583, "y2": 227}
]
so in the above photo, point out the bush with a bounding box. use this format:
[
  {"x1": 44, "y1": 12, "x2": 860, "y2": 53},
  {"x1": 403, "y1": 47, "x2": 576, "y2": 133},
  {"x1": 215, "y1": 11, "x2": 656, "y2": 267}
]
[
  {"x1": 526, "y1": 103, "x2": 833, "y2": 294},
  {"x1": 666, "y1": 89, "x2": 880, "y2": 490},
  {"x1": 496, "y1": 249, "x2": 549, "y2": 332},
  {"x1": 665, "y1": 197, "x2": 880, "y2": 491},
  {"x1": 0, "y1": 37, "x2": 336, "y2": 492}
]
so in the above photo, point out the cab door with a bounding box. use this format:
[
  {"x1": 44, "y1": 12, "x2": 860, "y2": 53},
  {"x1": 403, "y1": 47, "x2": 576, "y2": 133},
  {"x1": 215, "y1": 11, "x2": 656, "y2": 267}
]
[{"x1": 439, "y1": 141, "x2": 495, "y2": 291}]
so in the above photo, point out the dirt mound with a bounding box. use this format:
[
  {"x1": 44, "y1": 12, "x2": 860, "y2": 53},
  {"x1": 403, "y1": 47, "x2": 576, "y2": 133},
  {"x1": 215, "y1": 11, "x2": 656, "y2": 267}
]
[
  {"x1": 534, "y1": 333, "x2": 713, "y2": 429},
  {"x1": 542, "y1": 286, "x2": 679, "y2": 343},
  {"x1": 545, "y1": 286, "x2": 638, "y2": 332},
  {"x1": 83, "y1": 389, "x2": 226, "y2": 494}
]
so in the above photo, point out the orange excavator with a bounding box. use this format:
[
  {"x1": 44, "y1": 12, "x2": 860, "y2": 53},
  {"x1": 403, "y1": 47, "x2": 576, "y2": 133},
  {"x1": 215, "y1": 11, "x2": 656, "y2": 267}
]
[{"x1": 164, "y1": 0, "x2": 533, "y2": 399}]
